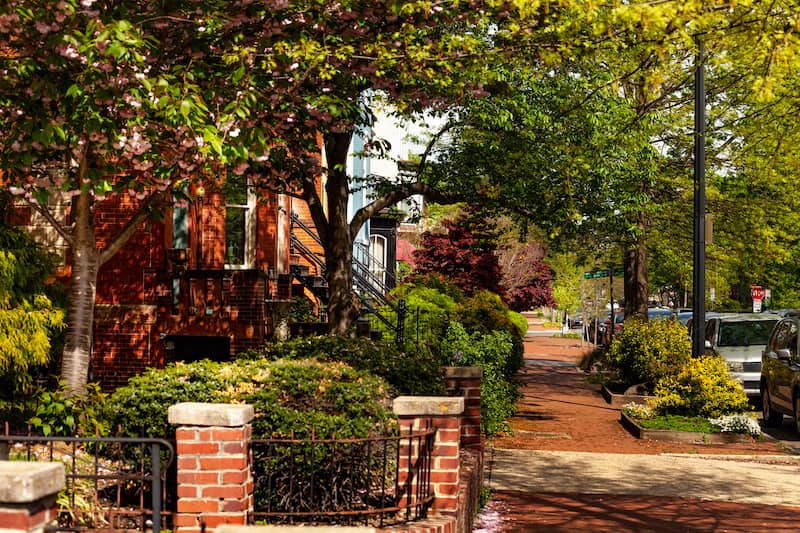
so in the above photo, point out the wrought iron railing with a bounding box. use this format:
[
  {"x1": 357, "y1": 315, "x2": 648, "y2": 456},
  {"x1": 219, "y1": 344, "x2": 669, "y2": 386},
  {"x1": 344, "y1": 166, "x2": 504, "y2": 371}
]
[
  {"x1": 1, "y1": 431, "x2": 174, "y2": 533},
  {"x1": 250, "y1": 424, "x2": 436, "y2": 528},
  {"x1": 289, "y1": 212, "x2": 406, "y2": 346}
]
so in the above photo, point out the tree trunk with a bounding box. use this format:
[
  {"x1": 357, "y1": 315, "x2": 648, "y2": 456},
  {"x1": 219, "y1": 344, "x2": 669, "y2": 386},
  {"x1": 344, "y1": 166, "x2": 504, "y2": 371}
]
[
  {"x1": 321, "y1": 131, "x2": 359, "y2": 335},
  {"x1": 623, "y1": 220, "x2": 649, "y2": 321},
  {"x1": 61, "y1": 189, "x2": 100, "y2": 396}
]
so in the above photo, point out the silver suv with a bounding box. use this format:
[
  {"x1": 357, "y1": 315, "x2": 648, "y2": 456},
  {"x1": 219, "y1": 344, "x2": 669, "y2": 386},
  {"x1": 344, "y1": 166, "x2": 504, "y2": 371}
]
[
  {"x1": 761, "y1": 315, "x2": 800, "y2": 433},
  {"x1": 703, "y1": 313, "x2": 778, "y2": 398}
]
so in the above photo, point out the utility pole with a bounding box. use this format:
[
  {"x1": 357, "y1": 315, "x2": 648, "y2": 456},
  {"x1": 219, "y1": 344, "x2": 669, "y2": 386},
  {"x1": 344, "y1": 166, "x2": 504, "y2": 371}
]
[{"x1": 692, "y1": 35, "x2": 706, "y2": 358}]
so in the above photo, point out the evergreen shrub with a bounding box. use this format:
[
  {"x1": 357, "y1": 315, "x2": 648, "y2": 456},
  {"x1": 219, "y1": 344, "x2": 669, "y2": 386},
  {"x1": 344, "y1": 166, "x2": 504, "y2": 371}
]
[
  {"x1": 440, "y1": 322, "x2": 520, "y2": 436},
  {"x1": 100, "y1": 358, "x2": 395, "y2": 439}
]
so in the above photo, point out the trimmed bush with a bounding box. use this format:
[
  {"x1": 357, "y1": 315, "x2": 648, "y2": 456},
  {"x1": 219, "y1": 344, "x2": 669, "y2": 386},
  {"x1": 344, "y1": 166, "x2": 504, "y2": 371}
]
[
  {"x1": 606, "y1": 318, "x2": 691, "y2": 388},
  {"x1": 653, "y1": 355, "x2": 751, "y2": 418},
  {"x1": 100, "y1": 358, "x2": 395, "y2": 440}
]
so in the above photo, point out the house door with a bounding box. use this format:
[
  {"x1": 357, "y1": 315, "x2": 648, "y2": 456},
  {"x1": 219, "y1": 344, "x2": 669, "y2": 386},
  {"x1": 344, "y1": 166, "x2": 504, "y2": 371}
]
[{"x1": 164, "y1": 335, "x2": 231, "y2": 363}]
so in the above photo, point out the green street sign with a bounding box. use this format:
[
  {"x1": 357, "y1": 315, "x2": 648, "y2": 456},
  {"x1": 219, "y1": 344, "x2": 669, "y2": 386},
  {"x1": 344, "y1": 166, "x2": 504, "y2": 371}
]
[{"x1": 584, "y1": 266, "x2": 623, "y2": 279}]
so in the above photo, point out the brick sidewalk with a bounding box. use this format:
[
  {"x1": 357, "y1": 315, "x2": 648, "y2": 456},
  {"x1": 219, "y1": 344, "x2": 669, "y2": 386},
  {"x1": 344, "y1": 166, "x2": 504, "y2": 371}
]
[
  {"x1": 476, "y1": 491, "x2": 800, "y2": 532},
  {"x1": 476, "y1": 323, "x2": 800, "y2": 532}
]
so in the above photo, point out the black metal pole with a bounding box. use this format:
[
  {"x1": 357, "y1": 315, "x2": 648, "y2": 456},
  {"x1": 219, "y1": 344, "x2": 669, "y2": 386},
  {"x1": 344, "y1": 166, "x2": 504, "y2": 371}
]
[{"x1": 692, "y1": 36, "x2": 706, "y2": 358}]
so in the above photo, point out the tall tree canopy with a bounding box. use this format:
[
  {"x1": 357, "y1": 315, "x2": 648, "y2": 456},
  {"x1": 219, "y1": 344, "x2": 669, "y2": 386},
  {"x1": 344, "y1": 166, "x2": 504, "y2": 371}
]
[{"x1": 5, "y1": 0, "x2": 800, "y2": 394}]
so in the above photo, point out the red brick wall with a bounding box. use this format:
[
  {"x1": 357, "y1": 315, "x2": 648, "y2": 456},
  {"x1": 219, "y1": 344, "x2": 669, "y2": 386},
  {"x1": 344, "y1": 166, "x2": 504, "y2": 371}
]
[{"x1": 85, "y1": 186, "x2": 283, "y2": 390}]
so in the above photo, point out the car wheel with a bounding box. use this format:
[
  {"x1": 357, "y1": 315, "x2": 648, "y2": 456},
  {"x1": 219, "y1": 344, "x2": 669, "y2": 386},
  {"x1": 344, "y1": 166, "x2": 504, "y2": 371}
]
[
  {"x1": 762, "y1": 386, "x2": 783, "y2": 428},
  {"x1": 795, "y1": 395, "x2": 800, "y2": 436}
]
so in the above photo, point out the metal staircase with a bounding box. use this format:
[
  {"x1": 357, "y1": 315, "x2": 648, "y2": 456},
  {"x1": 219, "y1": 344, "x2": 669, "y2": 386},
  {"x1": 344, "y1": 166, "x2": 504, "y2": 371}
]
[{"x1": 289, "y1": 212, "x2": 406, "y2": 346}]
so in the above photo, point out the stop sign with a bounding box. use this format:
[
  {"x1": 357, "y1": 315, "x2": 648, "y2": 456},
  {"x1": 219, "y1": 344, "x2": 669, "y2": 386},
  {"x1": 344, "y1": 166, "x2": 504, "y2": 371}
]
[{"x1": 751, "y1": 285, "x2": 765, "y2": 300}]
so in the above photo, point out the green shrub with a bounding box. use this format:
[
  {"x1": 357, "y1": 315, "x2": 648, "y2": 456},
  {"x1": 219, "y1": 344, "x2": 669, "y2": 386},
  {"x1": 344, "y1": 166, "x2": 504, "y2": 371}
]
[
  {"x1": 508, "y1": 311, "x2": 529, "y2": 338},
  {"x1": 440, "y1": 322, "x2": 520, "y2": 436},
  {"x1": 99, "y1": 360, "x2": 236, "y2": 437},
  {"x1": 606, "y1": 318, "x2": 691, "y2": 388},
  {"x1": 100, "y1": 358, "x2": 395, "y2": 440},
  {"x1": 453, "y1": 290, "x2": 525, "y2": 375},
  {"x1": 653, "y1": 355, "x2": 751, "y2": 418},
  {"x1": 239, "y1": 335, "x2": 444, "y2": 396},
  {"x1": 28, "y1": 380, "x2": 107, "y2": 436}
]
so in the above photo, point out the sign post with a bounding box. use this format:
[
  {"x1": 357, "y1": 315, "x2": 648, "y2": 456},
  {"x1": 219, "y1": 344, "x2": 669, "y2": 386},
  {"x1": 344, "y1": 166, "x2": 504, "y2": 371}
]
[{"x1": 751, "y1": 285, "x2": 764, "y2": 313}]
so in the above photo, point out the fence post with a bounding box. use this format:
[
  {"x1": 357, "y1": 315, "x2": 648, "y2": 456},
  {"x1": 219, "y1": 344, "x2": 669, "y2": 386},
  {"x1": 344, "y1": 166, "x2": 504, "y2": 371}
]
[
  {"x1": 168, "y1": 402, "x2": 255, "y2": 533},
  {"x1": 393, "y1": 396, "x2": 464, "y2": 515},
  {"x1": 0, "y1": 462, "x2": 64, "y2": 533},
  {"x1": 443, "y1": 366, "x2": 483, "y2": 451}
]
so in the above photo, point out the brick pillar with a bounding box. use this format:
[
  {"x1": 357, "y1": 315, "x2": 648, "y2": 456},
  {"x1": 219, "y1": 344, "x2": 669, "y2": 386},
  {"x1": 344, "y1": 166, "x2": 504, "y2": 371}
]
[
  {"x1": 168, "y1": 402, "x2": 255, "y2": 533},
  {"x1": 0, "y1": 462, "x2": 65, "y2": 533},
  {"x1": 393, "y1": 396, "x2": 464, "y2": 515},
  {"x1": 443, "y1": 366, "x2": 484, "y2": 451}
]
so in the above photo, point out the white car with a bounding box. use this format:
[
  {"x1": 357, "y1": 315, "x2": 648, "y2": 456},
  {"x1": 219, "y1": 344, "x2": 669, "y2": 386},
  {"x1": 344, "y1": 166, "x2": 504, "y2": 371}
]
[{"x1": 703, "y1": 313, "x2": 779, "y2": 398}]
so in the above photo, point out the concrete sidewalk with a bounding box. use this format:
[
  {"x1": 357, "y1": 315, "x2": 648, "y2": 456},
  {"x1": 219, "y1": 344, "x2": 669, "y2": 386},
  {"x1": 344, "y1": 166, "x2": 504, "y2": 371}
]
[{"x1": 486, "y1": 448, "x2": 800, "y2": 507}]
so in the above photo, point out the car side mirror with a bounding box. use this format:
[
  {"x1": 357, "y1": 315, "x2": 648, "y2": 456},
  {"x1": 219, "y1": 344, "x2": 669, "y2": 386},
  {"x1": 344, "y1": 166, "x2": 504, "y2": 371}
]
[{"x1": 777, "y1": 348, "x2": 792, "y2": 361}]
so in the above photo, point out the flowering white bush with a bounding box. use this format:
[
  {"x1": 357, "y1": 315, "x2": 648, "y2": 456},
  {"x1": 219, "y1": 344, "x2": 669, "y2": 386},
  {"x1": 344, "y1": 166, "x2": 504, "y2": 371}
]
[
  {"x1": 622, "y1": 402, "x2": 653, "y2": 419},
  {"x1": 708, "y1": 414, "x2": 762, "y2": 437}
]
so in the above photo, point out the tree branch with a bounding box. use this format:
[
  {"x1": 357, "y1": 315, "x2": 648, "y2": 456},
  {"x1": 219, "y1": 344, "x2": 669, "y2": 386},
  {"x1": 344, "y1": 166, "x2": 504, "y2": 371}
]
[{"x1": 98, "y1": 190, "x2": 166, "y2": 265}]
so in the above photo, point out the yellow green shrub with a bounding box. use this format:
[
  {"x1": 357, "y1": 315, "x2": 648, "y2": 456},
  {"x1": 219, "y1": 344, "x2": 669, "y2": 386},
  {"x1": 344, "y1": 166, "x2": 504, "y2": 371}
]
[
  {"x1": 606, "y1": 318, "x2": 691, "y2": 387},
  {"x1": 653, "y1": 355, "x2": 750, "y2": 418}
]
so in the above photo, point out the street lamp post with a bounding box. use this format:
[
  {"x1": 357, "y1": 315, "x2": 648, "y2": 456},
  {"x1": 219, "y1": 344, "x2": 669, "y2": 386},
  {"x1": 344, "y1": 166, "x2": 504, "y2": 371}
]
[{"x1": 692, "y1": 35, "x2": 706, "y2": 358}]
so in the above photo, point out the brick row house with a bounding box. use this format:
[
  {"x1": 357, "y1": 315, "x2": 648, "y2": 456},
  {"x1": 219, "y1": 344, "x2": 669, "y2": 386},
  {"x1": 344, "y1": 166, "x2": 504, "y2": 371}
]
[
  {"x1": 10, "y1": 176, "x2": 314, "y2": 391},
  {"x1": 7, "y1": 117, "x2": 412, "y2": 391}
]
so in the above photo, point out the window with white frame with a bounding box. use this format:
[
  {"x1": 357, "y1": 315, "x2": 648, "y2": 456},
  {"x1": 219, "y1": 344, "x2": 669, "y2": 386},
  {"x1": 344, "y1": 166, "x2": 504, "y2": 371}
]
[
  {"x1": 369, "y1": 234, "x2": 387, "y2": 286},
  {"x1": 225, "y1": 175, "x2": 256, "y2": 268}
]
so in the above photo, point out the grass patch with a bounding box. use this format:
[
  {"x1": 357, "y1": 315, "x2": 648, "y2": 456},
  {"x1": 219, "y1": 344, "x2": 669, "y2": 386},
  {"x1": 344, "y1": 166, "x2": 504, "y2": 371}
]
[
  {"x1": 637, "y1": 415, "x2": 719, "y2": 433},
  {"x1": 553, "y1": 332, "x2": 580, "y2": 339}
]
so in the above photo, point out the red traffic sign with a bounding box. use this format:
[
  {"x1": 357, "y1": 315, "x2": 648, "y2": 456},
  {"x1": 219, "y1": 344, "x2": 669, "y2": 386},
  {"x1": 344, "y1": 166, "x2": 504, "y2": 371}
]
[{"x1": 751, "y1": 286, "x2": 765, "y2": 300}]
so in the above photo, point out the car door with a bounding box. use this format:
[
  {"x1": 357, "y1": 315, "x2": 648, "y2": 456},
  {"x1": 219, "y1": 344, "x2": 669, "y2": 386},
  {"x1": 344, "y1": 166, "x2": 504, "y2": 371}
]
[
  {"x1": 772, "y1": 320, "x2": 798, "y2": 411},
  {"x1": 763, "y1": 320, "x2": 788, "y2": 409}
]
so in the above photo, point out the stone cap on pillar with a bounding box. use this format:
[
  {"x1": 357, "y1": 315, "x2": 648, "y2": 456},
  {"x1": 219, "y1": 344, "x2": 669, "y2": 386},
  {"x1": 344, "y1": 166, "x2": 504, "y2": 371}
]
[
  {"x1": 0, "y1": 461, "x2": 65, "y2": 503},
  {"x1": 168, "y1": 402, "x2": 255, "y2": 426},
  {"x1": 443, "y1": 366, "x2": 483, "y2": 379},
  {"x1": 393, "y1": 396, "x2": 464, "y2": 416}
]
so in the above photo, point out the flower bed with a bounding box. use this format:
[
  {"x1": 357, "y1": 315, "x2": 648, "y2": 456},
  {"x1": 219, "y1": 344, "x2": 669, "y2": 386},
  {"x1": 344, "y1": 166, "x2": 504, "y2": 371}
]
[{"x1": 620, "y1": 411, "x2": 756, "y2": 444}]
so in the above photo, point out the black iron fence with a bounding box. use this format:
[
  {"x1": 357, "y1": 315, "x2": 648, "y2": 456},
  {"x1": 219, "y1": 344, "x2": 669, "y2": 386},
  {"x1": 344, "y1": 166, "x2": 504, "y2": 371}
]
[
  {"x1": 1, "y1": 430, "x2": 174, "y2": 533},
  {"x1": 250, "y1": 424, "x2": 436, "y2": 528}
]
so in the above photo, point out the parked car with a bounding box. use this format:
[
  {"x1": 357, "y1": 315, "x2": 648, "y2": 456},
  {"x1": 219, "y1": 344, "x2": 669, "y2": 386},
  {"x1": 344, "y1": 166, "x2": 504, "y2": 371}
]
[
  {"x1": 648, "y1": 306, "x2": 673, "y2": 321},
  {"x1": 761, "y1": 314, "x2": 800, "y2": 432},
  {"x1": 703, "y1": 313, "x2": 779, "y2": 399},
  {"x1": 586, "y1": 310, "x2": 623, "y2": 346}
]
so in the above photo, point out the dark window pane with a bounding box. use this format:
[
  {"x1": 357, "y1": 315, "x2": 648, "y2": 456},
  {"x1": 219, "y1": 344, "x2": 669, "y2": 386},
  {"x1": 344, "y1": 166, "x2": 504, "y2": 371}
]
[{"x1": 226, "y1": 207, "x2": 245, "y2": 265}]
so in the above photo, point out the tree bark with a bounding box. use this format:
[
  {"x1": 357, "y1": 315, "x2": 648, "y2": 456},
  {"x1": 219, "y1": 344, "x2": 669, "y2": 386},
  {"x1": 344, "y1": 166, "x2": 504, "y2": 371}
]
[
  {"x1": 61, "y1": 188, "x2": 100, "y2": 396},
  {"x1": 623, "y1": 213, "x2": 649, "y2": 320},
  {"x1": 321, "y1": 131, "x2": 359, "y2": 335}
]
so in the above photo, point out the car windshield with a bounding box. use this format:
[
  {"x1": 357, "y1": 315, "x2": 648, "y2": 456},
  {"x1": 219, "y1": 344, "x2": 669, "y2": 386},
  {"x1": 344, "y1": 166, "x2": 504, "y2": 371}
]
[
  {"x1": 648, "y1": 308, "x2": 673, "y2": 321},
  {"x1": 717, "y1": 320, "x2": 778, "y2": 346}
]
